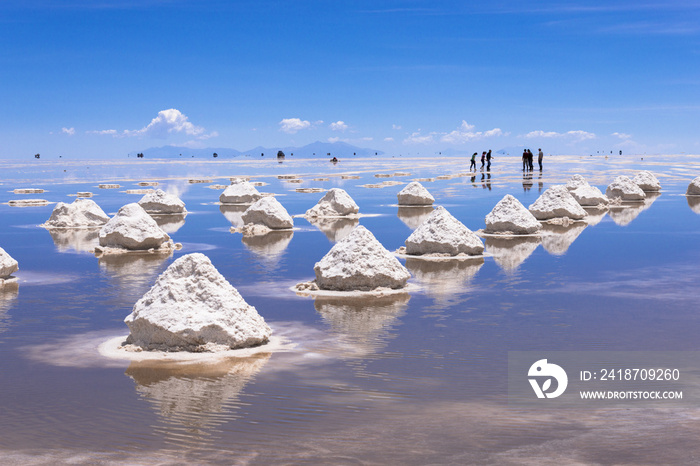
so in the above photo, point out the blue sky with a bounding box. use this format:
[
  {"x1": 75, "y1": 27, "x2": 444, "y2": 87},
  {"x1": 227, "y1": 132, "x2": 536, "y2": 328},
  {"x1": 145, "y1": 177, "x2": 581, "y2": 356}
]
[{"x1": 1, "y1": 0, "x2": 699, "y2": 158}]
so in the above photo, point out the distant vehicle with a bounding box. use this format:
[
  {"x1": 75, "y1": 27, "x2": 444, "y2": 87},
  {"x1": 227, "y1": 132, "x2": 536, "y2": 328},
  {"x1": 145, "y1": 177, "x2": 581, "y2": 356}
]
[{"x1": 277, "y1": 151, "x2": 285, "y2": 159}]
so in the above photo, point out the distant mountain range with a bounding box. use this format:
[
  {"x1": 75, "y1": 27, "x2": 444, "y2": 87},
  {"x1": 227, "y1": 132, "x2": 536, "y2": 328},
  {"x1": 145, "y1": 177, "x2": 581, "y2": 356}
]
[{"x1": 129, "y1": 141, "x2": 384, "y2": 159}]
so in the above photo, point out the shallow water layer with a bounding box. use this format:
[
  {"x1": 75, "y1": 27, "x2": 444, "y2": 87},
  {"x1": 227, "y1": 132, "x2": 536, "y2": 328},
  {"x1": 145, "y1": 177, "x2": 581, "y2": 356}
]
[{"x1": 1, "y1": 154, "x2": 700, "y2": 464}]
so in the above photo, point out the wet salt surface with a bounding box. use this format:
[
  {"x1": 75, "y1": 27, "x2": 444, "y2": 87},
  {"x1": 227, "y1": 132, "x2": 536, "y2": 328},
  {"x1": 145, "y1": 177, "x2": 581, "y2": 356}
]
[{"x1": 1, "y1": 155, "x2": 700, "y2": 463}]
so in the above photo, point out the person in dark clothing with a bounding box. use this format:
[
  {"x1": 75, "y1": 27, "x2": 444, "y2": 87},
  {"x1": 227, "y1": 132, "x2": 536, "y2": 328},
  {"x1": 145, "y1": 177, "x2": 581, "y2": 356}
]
[
  {"x1": 470, "y1": 152, "x2": 477, "y2": 171},
  {"x1": 522, "y1": 149, "x2": 528, "y2": 171},
  {"x1": 486, "y1": 150, "x2": 492, "y2": 171},
  {"x1": 538, "y1": 148, "x2": 544, "y2": 171},
  {"x1": 480, "y1": 151, "x2": 486, "y2": 170},
  {"x1": 527, "y1": 149, "x2": 534, "y2": 170}
]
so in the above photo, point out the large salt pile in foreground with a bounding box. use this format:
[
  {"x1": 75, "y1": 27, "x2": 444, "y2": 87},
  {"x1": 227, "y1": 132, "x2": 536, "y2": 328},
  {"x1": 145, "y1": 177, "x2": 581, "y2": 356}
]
[
  {"x1": 219, "y1": 179, "x2": 262, "y2": 204},
  {"x1": 305, "y1": 188, "x2": 359, "y2": 217},
  {"x1": 241, "y1": 197, "x2": 294, "y2": 230},
  {"x1": 98, "y1": 203, "x2": 172, "y2": 251},
  {"x1": 124, "y1": 253, "x2": 271, "y2": 351},
  {"x1": 314, "y1": 225, "x2": 410, "y2": 291},
  {"x1": 566, "y1": 174, "x2": 589, "y2": 191},
  {"x1": 606, "y1": 176, "x2": 646, "y2": 201},
  {"x1": 484, "y1": 195, "x2": 542, "y2": 235},
  {"x1": 633, "y1": 171, "x2": 661, "y2": 192},
  {"x1": 138, "y1": 189, "x2": 187, "y2": 214},
  {"x1": 41, "y1": 198, "x2": 110, "y2": 228},
  {"x1": 686, "y1": 176, "x2": 700, "y2": 195},
  {"x1": 528, "y1": 185, "x2": 587, "y2": 220},
  {"x1": 570, "y1": 185, "x2": 609, "y2": 207},
  {"x1": 0, "y1": 247, "x2": 19, "y2": 281},
  {"x1": 404, "y1": 206, "x2": 483, "y2": 256},
  {"x1": 397, "y1": 181, "x2": 435, "y2": 206}
]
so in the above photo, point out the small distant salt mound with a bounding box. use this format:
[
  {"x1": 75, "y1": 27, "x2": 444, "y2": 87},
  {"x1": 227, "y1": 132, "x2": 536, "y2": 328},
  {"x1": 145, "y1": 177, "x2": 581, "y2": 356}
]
[
  {"x1": 529, "y1": 185, "x2": 587, "y2": 220},
  {"x1": 99, "y1": 184, "x2": 120, "y2": 189},
  {"x1": 404, "y1": 206, "x2": 483, "y2": 256},
  {"x1": 0, "y1": 247, "x2": 19, "y2": 280},
  {"x1": 305, "y1": 188, "x2": 359, "y2": 217},
  {"x1": 138, "y1": 189, "x2": 187, "y2": 214},
  {"x1": 484, "y1": 195, "x2": 542, "y2": 235},
  {"x1": 14, "y1": 188, "x2": 44, "y2": 194},
  {"x1": 633, "y1": 171, "x2": 661, "y2": 192},
  {"x1": 397, "y1": 181, "x2": 435, "y2": 206},
  {"x1": 98, "y1": 203, "x2": 171, "y2": 251},
  {"x1": 606, "y1": 176, "x2": 646, "y2": 201},
  {"x1": 313, "y1": 225, "x2": 410, "y2": 291},
  {"x1": 219, "y1": 179, "x2": 262, "y2": 204},
  {"x1": 686, "y1": 176, "x2": 700, "y2": 196},
  {"x1": 241, "y1": 197, "x2": 293, "y2": 230},
  {"x1": 41, "y1": 198, "x2": 110, "y2": 229},
  {"x1": 8, "y1": 199, "x2": 48, "y2": 206},
  {"x1": 124, "y1": 253, "x2": 271, "y2": 351},
  {"x1": 570, "y1": 185, "x2": 609, "y2": 207},
  {"x1": 566, "y1": 174, "x2": 589, "y2": 191}
]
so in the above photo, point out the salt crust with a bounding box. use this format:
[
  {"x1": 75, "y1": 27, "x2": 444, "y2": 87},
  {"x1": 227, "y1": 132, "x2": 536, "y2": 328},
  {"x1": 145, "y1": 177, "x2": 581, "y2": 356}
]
[
  {"x1": 137, "y1": 189, "x2": 187, "y2": 214},
  {"x1": 566, "y1": 174, "x2": 589, "y2": 191},
  {"x1": 484, "y1": 194, "x2": 542, "y2": 235},
  {"x1": 606, "y1": 175, "x2": 646, "y2": 201},
  {"x1": 8, "y1": 199, "x2": 49, "y2": 206},
  {"x1": 219, "y1": 179, "x2": 262, "y2": 204},
  {"x1": 394, "y1": 247, "x2": 489, "y2": 261},
  {"x1": 124, "y1": 253, "x2": 272, "y2": 352},
  {"x1": 686, "y1": 176, "x2": 700, "y2": 196},
  {"x1": 569, "y1": 184, "x2": 609, "y2": 207},
  {"x1": 397, "y1": 181, "x2": 435, "y2": 205},
  {"x1": 0, "y1": 247, "x2": 19, "y2": 279},
  {"x1": 404, "y1": 206, "x2": 484, "y2": 256},
  {"x1": 13, "y1": 188, "x2": 44, "y2": 194},
  {"x1": 41, "y1": 198, "x2": 110, "y2": 229},
  {"x1": 633, "y1": 171, "x2": 661, "y2": 192},
  {"x1": 98, "y1": 203, "x2": 172, "y2": 251},
  {"x1": 292, "y1": 282, "x2": 418, "y2": 298},
  {"x1": 528, "y1": 185, "x2": 587, "y2": 220},
  {"x1": 241, "y1": 197, "x2": 294, "y2": 229},
  {"x1": 304, "y1": 188, "x2": 359, "y2": 217}
]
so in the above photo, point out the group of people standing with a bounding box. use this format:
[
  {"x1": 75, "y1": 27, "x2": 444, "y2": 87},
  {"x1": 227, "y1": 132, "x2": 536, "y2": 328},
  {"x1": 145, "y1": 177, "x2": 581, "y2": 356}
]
[
  {"x1": 523, "y1": 148, "x2": 544, "y2": 171},
  {"x1": 469, "y1": 150, "x2": 493, "y2": 171}
]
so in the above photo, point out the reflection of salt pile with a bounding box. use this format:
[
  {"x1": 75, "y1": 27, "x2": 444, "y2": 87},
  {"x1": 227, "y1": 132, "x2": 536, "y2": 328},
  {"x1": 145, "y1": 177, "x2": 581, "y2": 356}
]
[
  {"x1": 405, "y1": 258, "x2": 483, "y2": 301},
  {"x1": 633, "y1": 171, "x2": 661, "y2": 192},
  {"x1": 687, "y1": 176, "x2": 700, "y2": 196},
  {"x1": 307, "y1": 217, "x2": 359, "y2": 242},
  {"x1": 41, "y1": 198, "x2": 110, "y2": 228},
  {"x1": 397, "y1": 181, "x2": 435, "y2": 205},
  {"x1": 124, "y1": 253, "x2": 271, "y2": 351},
  {"x1": 241, "y1": 197, "x2": 294, "y2": 230},
  {"x1": 484, "y1": 236, "x2": 541, "y2": 272},
  {"x1": 99, "y1": 252, "x2": 173, "y2": 305},
  {"x1": 98, "y1": 203, "x2": 173, "y2": 252},
  {"x1": 540, "y1": 222, "x2": 588, "y2": 256},
  {"x1": 606, "y1": 176, "x2": 646, "y2": 201},
  {"x1": 529, "y1": 185, "x2": 587, "y2": 220},
  {"x1": 305, "y1": 188, "x2": 359, "y2": 217},
  {"x1": 48, "y1": 229, "x2": 100, "y2": 254},
  {"x1": 608, "y1": 192, "x2": 660, "y2": 226},
  {"x1": 138, "y1": 189, "x2": 187, "y2": 214},
  {"x1": 484, "y1": 195, "x2": 542, "y2": 234},
  {"x1": 219, "y1": 179, "x2": 262, "y2": 204},
  {"x1": 397, "y1": 206, "x2": 434, "y2": 230},
  {"x1": 0, "y1": 282, "x2": 19, "y2": 334},
  {"x1": 241, "y1": 231, "x2": 294, "y2": 263},
  {"x1": 152, "y1": 213, "x2": 187, "y2": 234},
  {"x1": 220, "y1": 204, "x2": 247, "y2": 228},
  {"x1": 687, "y1": 196, "x2": 700, "y2": 214},
  {"x1": 314, "y1": 225, "x2": 410, "y2": 291},
  {"x1": 582, "y1": 207, "x2": 608, "y2": 226},
  {"x1": 0, "y1": 247, "x2": 19, "y2": 283},
  {"x1": 404, "y1": 206, "x2": 483, "y2": 256}
]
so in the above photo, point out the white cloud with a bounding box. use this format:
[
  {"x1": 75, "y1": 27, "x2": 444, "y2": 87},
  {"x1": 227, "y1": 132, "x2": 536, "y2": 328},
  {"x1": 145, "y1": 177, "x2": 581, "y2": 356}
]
[
  {"x1": 87, "y1": 129, "x2": 118, "y2": 136},
  {"x1": 392, "y1": 124, "x2": 402, "y2": 130},
  {"x1": 328, "y1": 136, "x2": 349, "y2": 143},
  {"x1": 459, "y1": 120, "x2": 475, "y2": 131},
  {"x1": 612, "y1": 132, "x2": 632, "y2": 139},
  {"x1": 89, "y1": 109, "x2": 215, "y2": 140},
  {"x1": 361, "y1": 137, "x2": 373, "y2": 141},
  {"x1": 329, "y1": 121, "x2": 348, "y2": 132},
  {"x1": 524, "y1": 130, "x2": 596, "y2": 142},
  {"x1": 279, "y1": 118, "x2": 311, "y2": 134},
  {"x1": 440, "y1": 121, "x2": 503, "y2": 144},
  {"x1": 384, "y1": 137, "x2": 394, "y2": 142},
  {"x1": 404, "y1": 131, "x2": 434, "y2": 144},
  {"x1": 61, "y1": 127, "x2": 75, "y2": 136}
]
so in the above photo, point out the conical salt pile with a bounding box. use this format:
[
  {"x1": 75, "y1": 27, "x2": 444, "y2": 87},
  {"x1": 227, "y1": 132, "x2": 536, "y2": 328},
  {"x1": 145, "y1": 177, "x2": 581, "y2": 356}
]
[
  {"x1": 405, "y1": 206, "x2": 483, "y2": 256},
  {"x1": 219, "y1": 179, "x2": 262, "y2": 204},
  {"x1": 305, "y1": 188, "x2": 359, "y2": 217},
  {"x1": 606, "y1": 176, "x2": 646, "y2": 201},
  {"x1": 484, "y1": 195, "x2": 542, "y2": 234},
  {"x1": 397, "y1": 181, "x2": 435, "y2": 205},
  {"x1": 138, "y1": 189, "x2": 187, "y2": 214},
  {"x1": 566, "y1": 174, "x2": 589, "y2": 191},
  {"x1": 687, "y1": 176, "x2": 700, "y2": 196},
  {"x1": 569, "y1": 185, "x2": 609, "y2": 206},
  {"x1": 528, "y1": 185, "x2": 587, "y2": 220},
  {"x1": 242, "y1": 197, "x2": 294, "y2": 229},
  {"x1": 98, "y1": 203, "x2": 171, "y2": 250},
  {"x1": 41, "y1": 198, "x2": 110, "y2": 229},
  {"x1": 0, "y1": 247, "x2": 19, "y2": 279}
]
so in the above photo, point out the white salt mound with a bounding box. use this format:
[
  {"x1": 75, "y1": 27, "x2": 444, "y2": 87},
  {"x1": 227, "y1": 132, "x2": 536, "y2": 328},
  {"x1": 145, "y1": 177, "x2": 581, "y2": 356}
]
[
  {"x1": 529, "y1": 185, "x2": 587, "y2": 220},
  {"x1": 305, "y1": 188, "x2": 359, "y2": 217},
  {"x1": 41, "y1": 198, "x2": 110, "y2": 229},
  {"x1": 405, "y1": 206, "x2": 484, "y2": 256},
  {"x1": 241, "y1": 197, "x2": 293, "y2": 230},
  {"x1": 566, "y1": 174, "x2": 589, "y2": 191},
  {"x1": 606, "y1": 176, "x2": 646, "y2": 201},
  {"x1": 397, "y1": 181, "x2": 435, "y2": 205},
  {"x1": 98, "y1": 203, "x2": 171, "y2": 250},
  {"x1": 314, "y1": 225, "x2": 410, "y2": 291},
  {"x1": 688, "y1": 176, "x2": 700, "y2": 196},
  {"x1": 484, "y1": 194, "x2": 542, "y2": 234},
  {"x1": 0, "y1": 247, "x2": 19, "y2": 279},
  {"x1": 570, "y1": 185, "x2": 609, "y2": 207},
  {"x1": 633, "y1": 171, "x2": 661, "y2": 192},
  {"x1": 124, "y1": 253, "x2": 271, "y2": 351},
  {"x1": 219, "y1": 179, "x2": 262, "y2": 204},
  {"x1": 138, "y1": 189, "x2": 187, "y2": 214}
]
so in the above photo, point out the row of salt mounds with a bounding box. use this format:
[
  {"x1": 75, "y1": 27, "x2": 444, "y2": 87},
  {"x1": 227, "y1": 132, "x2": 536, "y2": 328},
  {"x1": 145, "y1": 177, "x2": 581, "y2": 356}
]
[
  {"x1": 606, "y1": 176, "x2": 646, "y2": 201},
  {"x1": 404, "y1": 206, "x2": 483, "y2": 256},
  {"x1": 633, "y1": 171, "x2": 661, "y2": 192},
  {"x1": 0, "y1": 247, "x2": 19, "y2": 282},
  {"x1": 97, "y1": 203, "x2": 174, "y2": 252},
  {"x1": 41, "y1": 198, "x2": 110, "y2": 229},
  {"x1": 138, "y1": 189, "x2": 187, "y2": 214},
  {"x1": 241, "y1": 197, "x2": 294, "y2": 230},
  {"x1": 312, "y1": 225, "x2": 410, "y2": 291},
  {"x1": 397, "y1": 181, "x2": 435, "y2": 206},
  {"x1": 687, "y1": 176, "x2": 700, "y2": 195},
  {"x1": 529, "y1": 185, "x2": 587, "y2": 220},
  {"x1": 220, "y1": 179, "x2": 262, "y2": 204},
  {"x1": 305, "y1": 188, "x2": 359, "y2": 217},
  {"x1": 124, "y1": 253, "x2": 271, "y2": 351},
  {"x1": 484, "y1": 195, "x2": 542, "y2": 235},
  {"x1": 565, "y1": 175, "x2": 609, "y2": 207}
]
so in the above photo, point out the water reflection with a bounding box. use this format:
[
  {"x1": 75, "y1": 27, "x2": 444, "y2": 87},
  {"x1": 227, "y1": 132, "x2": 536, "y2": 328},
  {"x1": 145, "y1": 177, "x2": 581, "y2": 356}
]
[
  {"x1": 220, "y1": 204, "x2": 247, "y2": 228},
  {"x1": 540, "y1": 222, "x2": 588, "y2": 256},
  {"x1": 583, "y1": 207, "x2": 608, "y2": 226},
  {"x1": 523, "y1": 172, "x2": 533, "y2": 192},
  {"x1": 484, "y1": 236, "x2": 541, "y2": 272},
  {"x1": 405, "y1": 258, "x2": 483, "y2": 302},
  {"x1": 47, "y1": 228, "x2": 100, "y2": 254},
  {"x1": 307, "y1": 217, "x2": 359, "y2": 242},
  {"x1": 0, "y1": 282, "x2": 19, "y2": 334},
  {"x1": 241, "y1": 231, "x2": 293, "y2": 265},
  {"x1": 687, "y1": 196, "x2": 700, "y2": 214},
  {"x1": 98, "y1": 252, "x2": 173, "y2": 304},
  {"x1": 397, "y1": 206, "x2": 434, "y2": 230},
  {"x1": 126, "y1": 353, "x2": 270, "y2": 446},
  {"x1": 152, "y1": 213, "x2": 187, "y2": 234},
  {"x1": 482, "y1": 173, "x2": 491, "y2": 191},
  {"x1": 608, "y1": 192, "x2": 660, "y2": 226}
]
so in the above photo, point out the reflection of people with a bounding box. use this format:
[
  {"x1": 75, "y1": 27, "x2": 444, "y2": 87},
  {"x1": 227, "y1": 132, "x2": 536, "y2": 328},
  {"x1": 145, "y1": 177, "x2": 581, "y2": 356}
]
[
  {"x1": 538, "y1": 148, "x2": 544, "y2": 171},
  {"x1": 486, "y1": 150, "x2": 492, "y2": 171},
  {"x1": 470, "y1": 152, "x2": 477, "y2": 171}
]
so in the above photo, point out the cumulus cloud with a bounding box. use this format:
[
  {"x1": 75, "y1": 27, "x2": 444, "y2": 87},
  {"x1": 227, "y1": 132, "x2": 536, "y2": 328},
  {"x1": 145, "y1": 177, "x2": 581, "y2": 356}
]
[
  {"x1": 612, "y1": 132, "x2": 632, "y2": 139},
  {"x1": 89, "y1": 109, "x2": 215, "y2": 140},
  {"x1": 61, "y1": 127, "x2": 75, "y2": 136},
  {"x1": 86, "y1": 129, "x2": 118, "y2": 136},
  {"x1": 404, "y1": 131, "x2": 434, "y2": 144},
  {"x1": 440, "y1": 120, "x2": 503, "y2": 144},
  {"x1": 279, "y1": 118, "x2": 311, "y2": 134},
  {"x1": 329, "y1": 121, "x2": 348, "y2": 132},
  {"x1": 524, "y1": 130, "x2": 596, "y2": 142},
  {"x1": 328, "y1": 136, "x2": 349, "y2": 143}
]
